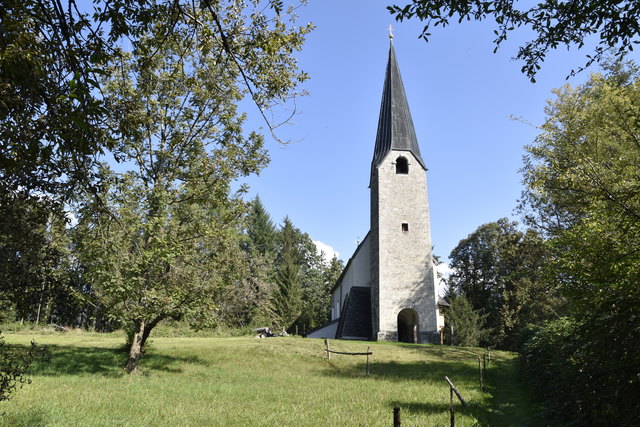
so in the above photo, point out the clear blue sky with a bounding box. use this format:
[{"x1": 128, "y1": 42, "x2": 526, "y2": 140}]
[{"x1": 241, "y1": 0, "x2": 639, "y2": 264}]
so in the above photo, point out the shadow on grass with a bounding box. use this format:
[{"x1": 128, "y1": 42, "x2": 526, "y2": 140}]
[
  {"x1": 323, "y1": 355, "x2": 545, "y2": 426},
  {"x1": 21, "y1": 344, "x2": 210, "y2": 377},
  {"x1": 388, "y1": 399, "x2": 482, "y2": 422},
  {"x1": 0, "y1": 407, "x2": 47, "y2": 427},
  {"x1": 323, "y1": 359, "x2": 477, "y2": 383},
  {"x1": 479, "y1": 357, "x2": 546, "y2": 427}
]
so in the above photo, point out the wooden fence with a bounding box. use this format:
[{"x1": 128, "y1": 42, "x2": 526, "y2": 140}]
[{"x1": 323, "y1": 339, "x2": 373, "y2": 376}]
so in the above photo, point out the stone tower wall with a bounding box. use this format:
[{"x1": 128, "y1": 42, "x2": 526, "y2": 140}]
[
  {"x1": 371, "y1": 150, "x2": 439, "y2": 343},
  {"x1": 370, "y1": 168, "x2": 380, "y2": 339}
]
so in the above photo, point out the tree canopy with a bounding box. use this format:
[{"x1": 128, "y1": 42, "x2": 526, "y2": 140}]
[
  {"x1": 388, "y1": 0, "x2": 640, "y2": 81},
  {"x1": 1, "y1": 0, "x2": 309, "y2": 197},
  {"x1": 447, "y1": 218, "x2": 561, "y2": 349},
  {"x1": 65, "y1": 0, "x2": 311, "y2": 373},
  {"x1": 519, "y1": 60, "x2": 640, "y2": 424}
]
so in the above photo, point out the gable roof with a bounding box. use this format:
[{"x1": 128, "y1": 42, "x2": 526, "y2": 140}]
[{"x1": 371, "y1": 42, "x2": 426, "y2": 174}]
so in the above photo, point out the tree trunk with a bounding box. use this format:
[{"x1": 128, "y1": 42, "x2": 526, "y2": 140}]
[
  {"x1": 139, "y1": 317, "x2": 163, "y2": 350},
  {"x1": 125, "y1": 320, "x2": 146, "y2": 373}
]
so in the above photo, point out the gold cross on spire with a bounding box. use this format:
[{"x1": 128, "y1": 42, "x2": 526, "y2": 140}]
[{"x1": 388, "y1": 24, "x2": 394, "y2": 40}]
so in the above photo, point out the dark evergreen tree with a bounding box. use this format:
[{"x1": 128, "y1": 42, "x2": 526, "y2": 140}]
[
  {"x1": 0, "y1": 187, "x2": 70, "y2": 324},
  {"x1": 244, "y1": 196, "x2": 277, "y2": 256},
  {"x1": 443, "y1": 295, "x2": 486, "y2": 347},
  {"x1": 216, "y1": 196, "x2": 278, "y2": 328},
  {"x1": 272, "y1": 217, "x2": 304, "y2": 330}
]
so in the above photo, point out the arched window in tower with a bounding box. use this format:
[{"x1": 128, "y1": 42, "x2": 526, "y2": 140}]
[{"x1": 396, "y1": 156, "x2": 409, "y2": 174}]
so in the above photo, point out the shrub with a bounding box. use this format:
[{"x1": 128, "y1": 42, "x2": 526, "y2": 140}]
[
  {"x1": 0, "y1": 333, "x2": 41, "y2": 406},
  {"x1": 521, "y1": 310, "x2": 640, "y2": 425}
]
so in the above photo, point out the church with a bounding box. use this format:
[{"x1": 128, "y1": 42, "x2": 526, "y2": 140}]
[{"x1": 308, "y1": 38, "x2": 444, "y2": 344}]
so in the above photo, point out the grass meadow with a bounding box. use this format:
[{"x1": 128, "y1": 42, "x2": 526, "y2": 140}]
[{"x1": 1, "y1": 331, "x2": 542, "y2": 426}]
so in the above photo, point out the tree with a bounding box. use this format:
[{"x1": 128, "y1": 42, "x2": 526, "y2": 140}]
[
  {"x1": 388, "y1": 1, "x2": 640, "y2": 81},
  {"x1": 0, "y1": 186, "x2": 71, "y2": 324},
  {"x1": 447, "y1": 218, "x2": 559, "y2": 348},
  {"x1": 244, "y1": 196, "x2": 277, "y2": 257},
  {"x1": 75, "y1": 3, "x2": 310, "y2": 373},
  {"x1": 1, "y1": 0, "x2": 306, "y2": 198},
  {"x1": 217, "y1": 197, "x2": 278, "y2": 328},
  {"x1": 272, "y1": 217, "x2": 304, "y2": 330},
  {"x1": 0, "y1": 334, "x2": 41, "y2": 404},
  {"x1": 443, "y1": 295, "x2": 486, "y2": 347},
  {"x1": 519, "y1": 61, "x2": 640, "y2": 424}
]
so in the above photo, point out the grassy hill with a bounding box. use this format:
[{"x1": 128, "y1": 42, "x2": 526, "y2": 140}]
[{"x1": 1, "y1": 332, "x2": 542, "y2": 426}]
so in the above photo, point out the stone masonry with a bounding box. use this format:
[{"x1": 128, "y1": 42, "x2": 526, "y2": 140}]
[{"x1": 371, "y1": 150, "x2": 439, "y2": 343}]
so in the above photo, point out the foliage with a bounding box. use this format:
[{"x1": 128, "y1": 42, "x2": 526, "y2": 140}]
[
  {"x1": 272, "y1": 217, "x2": 304, "y2": 329},
  {"x1": 0, "y1": 333, "x2": 40, "y2": 405},
  {"x1": 443, "y1": 295, "x2": 487, "y2": 347},
  {"x1": 74, "y1": 2, "x2": 310, "y2": 372},
  {"x1": 1, "y1": 332, "x2": 539, "y2": 425},
  {"x1": 226, "y1": 202, "x2": 343, "y2": 333},
  {"x1": 388, "y1": 0, "x2": 640, "y2": 81},
  {"x1": 269, "y1": 216, "x2": 340, "y2": 333},
  {"x1": 519, "y1": 61, "x2": 640, "y2": 424},
  {"x1": 1, "y1": 0, "x2": 112, "y2": 196},
  {"x1": 217, "y1": 196, "x2": 279, "y2": 327},
  {"x1": 0, "y1": 187, "x2": 73, "y2": 324},
  {"x1": 521, "y1": 314, "x2": 640, "y2": 425},
  {"x1": 447, "y1": 218, "x2": 561, "y2": 349},
  {"x1": 0, "y1": 0, "x2": 306, "y2": 197},
  {"x1": 295, "y1": 255, "x2": 342, "y2": 334},
  {"x1": 244, "y1": 196, "x2": 277, "y2": 257}
]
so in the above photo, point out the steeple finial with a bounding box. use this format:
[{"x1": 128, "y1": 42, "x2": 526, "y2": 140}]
[{"x1": 388, "y1": 24, "x2": 394, "y2": 41}]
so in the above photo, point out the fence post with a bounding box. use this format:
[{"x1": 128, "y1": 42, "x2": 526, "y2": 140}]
[
  {"x1": 478, "y1": 357, "x2": 483, "y2": 391},
  {"x1": 393, "y1": 406, "x2": 401, "y2": 427},
  {"x1": 366, "y1": 346, "x2": 370, "y2": 377},
  {"x1": 324, "y1": 339, "x2": 330, "y2": 359},
  {"x1": 449, "y1": 386, "x2": 454, "y2": 427},
  {"x1": 444, "y1": 376, "x2": 468, "y2": 407}
]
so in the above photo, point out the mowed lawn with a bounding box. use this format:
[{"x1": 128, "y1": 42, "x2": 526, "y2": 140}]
[{"x1": 1, "y1": 332, "x2": 542, "y2": 426}]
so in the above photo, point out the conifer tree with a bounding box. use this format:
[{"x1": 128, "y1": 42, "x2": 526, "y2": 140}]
[
  {"x1": 218, "y1": 196, "x2": 278, "y2": 328},
  {"x1": 443, "y1": 295, "x2": 486, "y2": 347},
  {"x1": 272, "y1": 217, "x2": 303, "y2": 330},
  {"x1": 245, "y1": 196, "x2": 277, "y2": 257}
]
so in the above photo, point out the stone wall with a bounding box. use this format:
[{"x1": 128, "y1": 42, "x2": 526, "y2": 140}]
[{"x1": 371, "y1": 150, "x2": 439, "y2": 343}]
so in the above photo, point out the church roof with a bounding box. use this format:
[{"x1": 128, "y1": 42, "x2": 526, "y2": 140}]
[{"x1": 371, "y1": 42, "x2": 426, "y2": 172}]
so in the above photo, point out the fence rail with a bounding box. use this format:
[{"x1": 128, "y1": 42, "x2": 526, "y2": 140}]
[{"x1": 323, "y1": 339, "x2": 372, "y2": 376}]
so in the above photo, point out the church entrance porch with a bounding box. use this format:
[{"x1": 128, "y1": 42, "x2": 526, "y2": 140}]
[{"x1": 397, "y1": 308, "x2": 419, "y2": 343}]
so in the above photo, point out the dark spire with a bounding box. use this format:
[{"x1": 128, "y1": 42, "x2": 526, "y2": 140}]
[{"x1": 371, "y1": 42, "x2": 426, "y2": 172}]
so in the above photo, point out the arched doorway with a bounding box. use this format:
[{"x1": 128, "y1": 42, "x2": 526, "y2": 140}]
[{"x1": 397, "y1": 308, "x2": 419, "y2": 343}]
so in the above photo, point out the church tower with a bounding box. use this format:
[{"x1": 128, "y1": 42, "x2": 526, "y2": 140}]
[
  {"x1": 306, "y1": 38, "x2": 442, "y2": 344},
  {"x1": 369, "y1": 40, "x2": 439, "y2": 343}
]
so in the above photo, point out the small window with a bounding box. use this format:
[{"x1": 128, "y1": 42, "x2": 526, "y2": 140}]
[
  {"x1": 401, "y1": 223, "x2": 409, "y2": 232},
  {"x1": 396, "y1": 156, "x2": 409, "y2": 174}
]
